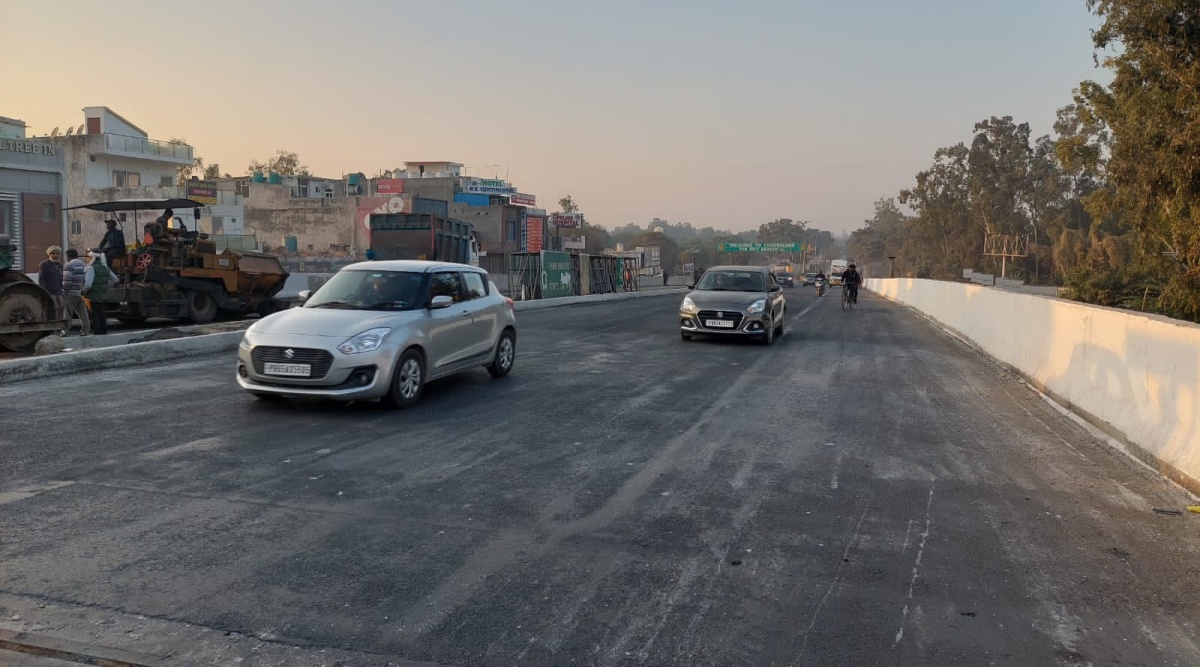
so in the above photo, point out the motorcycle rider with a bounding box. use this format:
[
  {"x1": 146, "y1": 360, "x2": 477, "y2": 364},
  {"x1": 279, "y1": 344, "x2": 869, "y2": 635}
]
[
  {"x1": 842, "y1": 263, "x2": 862, "y2": 304},
  {"x1": 814, "y1": 270, "x2": 827, "y2": 296}
]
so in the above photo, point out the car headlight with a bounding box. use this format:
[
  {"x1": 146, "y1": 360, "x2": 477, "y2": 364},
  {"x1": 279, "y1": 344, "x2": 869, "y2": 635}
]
[
  {"x1": 747, "y1": 299, "x2": 767, "y2": 314},
  {"x1": 337, "y1": 327, "x2": 390, "y2": 355},
  {"x1": 681, "y1": 296, "x2": 698, "y2": 313},
  {"x1": 239, "y1": 335, "x2": 252, "y2": 351}
]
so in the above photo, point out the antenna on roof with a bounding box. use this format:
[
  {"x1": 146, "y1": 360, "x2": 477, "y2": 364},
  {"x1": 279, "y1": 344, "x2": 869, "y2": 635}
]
[{"x1": 50, "y1": 127, "x2": 60, "y2": 137}]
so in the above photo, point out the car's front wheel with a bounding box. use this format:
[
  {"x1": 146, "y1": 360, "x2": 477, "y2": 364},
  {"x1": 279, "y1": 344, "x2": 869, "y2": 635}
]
[
  {"x1": 761, "y1": 318, "x2": 775, "y2": 345},
  {"x1": 385, "y1": 348, "x2": 425, "y2": 409},
  {"x1": 487, "y1": 328, "x2": 516, "y2": 378}
]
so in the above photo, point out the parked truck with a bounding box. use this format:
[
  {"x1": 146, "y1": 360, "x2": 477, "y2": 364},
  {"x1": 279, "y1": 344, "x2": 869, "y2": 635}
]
[{"x1": 368, "y1": 206, "x2": 480, "y2": 265}]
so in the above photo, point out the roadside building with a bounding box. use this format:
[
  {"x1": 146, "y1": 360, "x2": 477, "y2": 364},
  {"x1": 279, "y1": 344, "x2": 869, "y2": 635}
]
[
  {"x1": 54, "y1": 107, "x2": 198, "y2": 250},
  {"x1": 0, "y1": 115, "x2": 66, "y2": 273}
]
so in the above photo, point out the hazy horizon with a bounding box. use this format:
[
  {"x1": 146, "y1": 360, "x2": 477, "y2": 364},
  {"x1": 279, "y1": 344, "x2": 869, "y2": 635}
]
[{"x1": 4, "y1": 0, "x2": 1106, "y2": 234}]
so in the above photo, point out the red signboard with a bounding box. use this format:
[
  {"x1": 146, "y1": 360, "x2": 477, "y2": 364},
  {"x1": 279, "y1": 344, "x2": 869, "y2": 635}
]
[
  {"x1": 526, "y1": 216, "x2": 545, "y2": 253},
  {"x1": 511, "y1": 192, "x2": 536, "y2": 207},
  {"x1": 376, "y1": 178, "x2": 406, "y2": 195}
]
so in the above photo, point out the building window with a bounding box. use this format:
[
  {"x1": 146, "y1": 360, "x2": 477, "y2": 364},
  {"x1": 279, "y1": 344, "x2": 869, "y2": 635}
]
[
  {"x1": 160, "y1": 175, "x2": 173, "y2": 187},
  {"x1": 113, "y1": 170, "x2": 141, "y2": 188},
  {"x1": 42, "y1": 202, "x2": 56, "y2": 223},
  {"x1": 70, "y1": 219, "x2": 82, "y2": 235},
  {"x1": 0, "y1": 201, "x2": 13, "y2": 239}
]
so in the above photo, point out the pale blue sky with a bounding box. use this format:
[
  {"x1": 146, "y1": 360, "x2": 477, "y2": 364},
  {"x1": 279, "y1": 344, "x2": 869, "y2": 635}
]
[{"x1": 5, "y1": 0, "x2": 1105, "y2": 232}]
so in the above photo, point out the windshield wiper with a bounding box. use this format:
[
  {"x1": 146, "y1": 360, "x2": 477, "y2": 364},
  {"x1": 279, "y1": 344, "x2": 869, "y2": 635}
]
[
  {"x1": 310, "y1": 301, "x2": 359, "y2": 309},
  {"x1": 363, "y1": 301, "x2": 408, "y2": 311}
]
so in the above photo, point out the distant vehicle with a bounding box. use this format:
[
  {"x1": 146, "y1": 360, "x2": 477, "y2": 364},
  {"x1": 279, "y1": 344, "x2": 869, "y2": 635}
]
[
  {"x1": 804, "y1": 272, "x2": 817, "y2": 285},
  {"x1": 771, "y1": 264, "x2": 795, "y2": 287},
  {"x1": 236, "y1": 260, "x2": 516, "y2": 408},
  {"x1": 679, "y1": 265, "x2": 786, "y2": 345},
  {"x1": 830, "y1": 259, "x2": 848, "y2": 286},
  {"x1": 368, "y1": 205, "x2": 480, "y2": 266}
]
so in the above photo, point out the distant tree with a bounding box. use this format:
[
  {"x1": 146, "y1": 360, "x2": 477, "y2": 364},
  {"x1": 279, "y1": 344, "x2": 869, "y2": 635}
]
[
  {"x1": 202, "y1": 163, "x2": 222, "y2": 180},
  {"x1": 756, "y1": 218, "x2": 809, "y2": 243},
  {"x1": 169, "y1": 137, "x2": 201, "y2": 185},
  {"x1": 248, "y1": 150, "x2": 310, "y2": 177},
  {"x1": 558, "y1": 195, "x2": 579, "y2": 214}
]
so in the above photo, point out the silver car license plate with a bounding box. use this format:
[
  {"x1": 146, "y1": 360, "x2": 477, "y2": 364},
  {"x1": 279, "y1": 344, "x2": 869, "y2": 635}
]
[
  {"x1": 705, "y1": 319, "x2": 735, "y2": 328},
  {"x1": 264, "y1": 362, "x2": 311, "y2": 377}
]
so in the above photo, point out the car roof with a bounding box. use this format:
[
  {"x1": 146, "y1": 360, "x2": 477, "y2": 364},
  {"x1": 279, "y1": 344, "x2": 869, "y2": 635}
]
[{"x1": 340, "y1": 260, "x2": 485, "y2": 273}]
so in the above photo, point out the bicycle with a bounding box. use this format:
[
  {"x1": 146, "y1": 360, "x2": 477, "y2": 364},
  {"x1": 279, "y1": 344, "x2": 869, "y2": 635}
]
[{"x1": 841, "y1": 284, "x2": 856, "y2": 311}]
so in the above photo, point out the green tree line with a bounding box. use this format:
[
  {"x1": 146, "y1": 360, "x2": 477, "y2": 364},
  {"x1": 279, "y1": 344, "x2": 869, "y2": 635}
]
[{"x1": 849, "y1": 0, "x2": 1200, "y2": 322}]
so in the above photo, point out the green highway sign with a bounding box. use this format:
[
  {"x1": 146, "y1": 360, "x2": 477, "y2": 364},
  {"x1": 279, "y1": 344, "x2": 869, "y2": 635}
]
[{"x1": 718, "y1": 242, "x2": 802, "y2": 253}]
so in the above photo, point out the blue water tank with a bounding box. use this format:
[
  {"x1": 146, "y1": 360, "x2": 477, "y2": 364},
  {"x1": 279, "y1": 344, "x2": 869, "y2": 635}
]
[
  {"x1": 252, "y1": 171, "x2": 265, "y2": 183},
  {"x1": 268, "y1": 171, "x2": 282, "y2": 184}
]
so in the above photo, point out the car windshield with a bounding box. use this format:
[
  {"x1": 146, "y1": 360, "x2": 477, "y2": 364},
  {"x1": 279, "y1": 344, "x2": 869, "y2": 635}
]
[
  {"x1": 696, "y1": 271, "x2": 764, "y2": 292},
  {"x1": 305, "y1": 270, "x2": 425, "y2": 311}
]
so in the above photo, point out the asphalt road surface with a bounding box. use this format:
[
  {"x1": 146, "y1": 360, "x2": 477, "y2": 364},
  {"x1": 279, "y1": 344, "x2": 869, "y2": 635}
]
[{"x1": 2, "y1": 288, "x2": 1198, "y2": 667}]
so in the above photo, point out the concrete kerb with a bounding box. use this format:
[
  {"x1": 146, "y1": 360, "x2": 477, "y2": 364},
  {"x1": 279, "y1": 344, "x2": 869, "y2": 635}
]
[
  {"x1": 0, "y1": 289, "x2": 686, "y2": 385},
  {"x1": 0, "y1": 332, "x2": 244, "y2": 385}
]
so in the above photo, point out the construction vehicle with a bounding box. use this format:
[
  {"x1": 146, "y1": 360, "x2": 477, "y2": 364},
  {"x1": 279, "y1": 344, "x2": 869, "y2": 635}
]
[
  {"x1": 368, "y1": 210, "x2": 479, "y2": 265},
  {"x1": 0, "y1": 235, "x2": 67, "y2": 352},
  {"x1": 64, "y1": 197, "x2": 291, "y2": 325}
]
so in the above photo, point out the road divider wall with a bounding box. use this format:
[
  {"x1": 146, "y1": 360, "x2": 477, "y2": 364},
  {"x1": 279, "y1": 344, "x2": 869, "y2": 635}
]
[
  {"x1": 868, "y1": 278, "x2": 1200, "y2": 497},
  {"x1": 0, "y1": 288, "x2": 686, "y2": 385}
]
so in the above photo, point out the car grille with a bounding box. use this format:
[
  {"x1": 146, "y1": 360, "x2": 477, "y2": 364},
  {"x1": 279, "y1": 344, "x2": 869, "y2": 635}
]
[
  {"x1": 251, "y1": 346, "x2": 334, "y2": 379},
  {"x1": 696, "y1": 310, "x2": 744, "y2": 330}
]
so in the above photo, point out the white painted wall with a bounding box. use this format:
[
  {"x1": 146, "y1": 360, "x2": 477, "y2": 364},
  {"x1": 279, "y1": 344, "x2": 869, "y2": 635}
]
[
  {"x1": 867, "y1": 278, "x2": 1200, "y2": 496},
  {"x1": 84, "y1": 154, "x2": 177, "y2": 189},
  {"x1": 83, "y1": 107, "x2": 144, "y2": 138}
]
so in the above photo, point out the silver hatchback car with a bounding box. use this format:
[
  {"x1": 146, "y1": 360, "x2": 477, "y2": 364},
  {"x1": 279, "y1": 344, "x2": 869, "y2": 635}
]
[{"x1": 236, "y1": 260, "x2": 517, "y2": 408}]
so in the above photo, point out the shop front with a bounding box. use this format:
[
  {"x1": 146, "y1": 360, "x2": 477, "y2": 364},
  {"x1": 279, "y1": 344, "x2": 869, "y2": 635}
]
[{"x1": 0, "y1": 136, "x2": 66, "y2": 273}]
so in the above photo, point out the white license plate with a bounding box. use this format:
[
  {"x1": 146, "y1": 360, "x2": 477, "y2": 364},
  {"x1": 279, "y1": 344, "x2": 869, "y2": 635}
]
[
  {"x1": 264, "y1": 362, "x2": 311, "y2": 377},
  {"x1": 705, "y1": 319, "x2": 735, "y2": 328}
]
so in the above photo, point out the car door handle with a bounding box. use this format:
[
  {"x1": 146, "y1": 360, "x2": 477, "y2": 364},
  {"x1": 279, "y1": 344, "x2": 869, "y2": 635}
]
[{"x1": 461, "y1": 311, "x2": 471, "y2": 317}]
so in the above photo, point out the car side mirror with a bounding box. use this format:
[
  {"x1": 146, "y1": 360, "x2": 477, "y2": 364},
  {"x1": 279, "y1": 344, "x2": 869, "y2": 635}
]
[
  {"x1": 297, "y1": 290, "x2": 311, "y2": 301},
  {"x1": 770, "y1": 285, "x2": 781, "y2": 292},
  {"x1": 686, "y1": 283, "x2": 695, "y2": 290},
  {"x1": 430, "y1": 295, "x2": 454, "y2": 309}
]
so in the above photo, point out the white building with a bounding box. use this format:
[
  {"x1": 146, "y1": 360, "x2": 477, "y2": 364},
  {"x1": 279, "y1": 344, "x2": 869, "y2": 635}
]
[{"x1": 56, "y1": 106, "x2": 198, "y2": 249}]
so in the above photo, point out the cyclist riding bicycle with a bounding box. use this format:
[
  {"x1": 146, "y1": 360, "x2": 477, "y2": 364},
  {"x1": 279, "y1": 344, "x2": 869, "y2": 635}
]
[{"x1": 842, "y1": 263, "x2": 862, "y2": 304}]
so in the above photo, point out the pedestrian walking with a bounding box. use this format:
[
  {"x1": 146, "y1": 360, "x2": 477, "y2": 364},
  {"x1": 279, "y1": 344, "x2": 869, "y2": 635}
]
[
  {"x1": 62, "y1": 249, "x2": 91, "y2": 336},
  {"x1": 85, "y1": 251, "x2": 114, "y2": 335},
  {"x1": 37, "y1": 246, "x2": 65, "y2": 323}
]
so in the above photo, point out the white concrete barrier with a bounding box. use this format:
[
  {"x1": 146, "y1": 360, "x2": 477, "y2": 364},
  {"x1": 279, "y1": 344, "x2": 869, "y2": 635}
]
[{"x1": 867, "y1": 278, "x2": 1200, "y2": 497}]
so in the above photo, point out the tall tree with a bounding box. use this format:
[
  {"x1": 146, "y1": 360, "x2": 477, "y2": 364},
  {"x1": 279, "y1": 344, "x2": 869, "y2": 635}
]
[
  {"x1": 1080, "y1": 0, "x2": 1200, "y2": 318},
  {"x1": 558, "y1": 195, "x2": 579, "y2": 214},
  {"x1": 756, "y1": 218, "x2": 809, "y2": 243}
]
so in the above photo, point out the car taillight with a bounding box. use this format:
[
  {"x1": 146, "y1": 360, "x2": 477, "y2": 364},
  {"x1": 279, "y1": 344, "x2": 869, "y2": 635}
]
[{"x1": 505, "y1": 297, "x2": 514, "y2": 309}]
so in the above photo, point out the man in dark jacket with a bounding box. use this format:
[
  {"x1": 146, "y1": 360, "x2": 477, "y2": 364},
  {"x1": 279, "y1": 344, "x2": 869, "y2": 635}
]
[
  {"x1": 98, "y1": 220, "x2": 127, "y2": 264},
  {"x1": 37, "y1": 245, "x2": 64, "y2": 322},
  {"x1": 842, "y1": 263, "x2": 862, "y2": 304}
]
